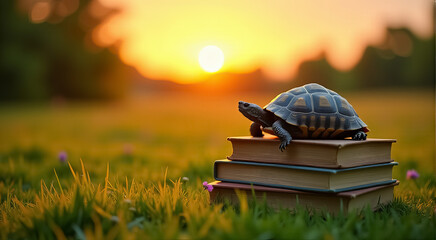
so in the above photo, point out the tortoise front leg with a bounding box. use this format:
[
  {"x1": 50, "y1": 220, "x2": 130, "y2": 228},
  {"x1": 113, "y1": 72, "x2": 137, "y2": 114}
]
[
  {"x1": 272, "y1": 119, "x2": 292, "y2": 151},
  {"x1": 250, "y1": 122, "x2": 264, "y2": 137}
]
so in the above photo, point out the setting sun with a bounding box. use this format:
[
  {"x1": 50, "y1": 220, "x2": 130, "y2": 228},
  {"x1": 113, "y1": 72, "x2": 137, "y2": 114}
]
[
  {"x1": 198, "y1": 45, "x2": 225, "y2": 73},
  {"x1": 92, "y1": 0, "x2": 431, "y2": 83}
]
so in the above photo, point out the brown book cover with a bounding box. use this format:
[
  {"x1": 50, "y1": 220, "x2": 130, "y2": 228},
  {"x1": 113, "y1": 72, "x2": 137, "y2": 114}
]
[
  {"x1": 227, "y1": 136, "x2": 396, "y2": 168},
  {"x1": 209, "y1": 181, "x2": 399, "y2": 214}
]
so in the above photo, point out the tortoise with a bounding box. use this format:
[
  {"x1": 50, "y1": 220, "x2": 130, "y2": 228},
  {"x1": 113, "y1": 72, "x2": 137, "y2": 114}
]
[{"x1": 238, "y1": 83, "x2": 369, "y2": 151}]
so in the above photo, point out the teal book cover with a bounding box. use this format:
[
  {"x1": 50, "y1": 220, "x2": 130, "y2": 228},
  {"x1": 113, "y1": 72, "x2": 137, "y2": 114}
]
[{"x1": 214, "y1": 160, "x2": 398, "y2": 193}]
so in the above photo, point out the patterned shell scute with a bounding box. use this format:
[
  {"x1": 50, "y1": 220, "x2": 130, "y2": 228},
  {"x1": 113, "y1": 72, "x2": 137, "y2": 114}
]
[
  {"x1": 289, "y1": 87, "x2": 306, "y2": 95},
  {"x1": 328, "y1": 90, "x2": 338, "y2": 95},
  {"x1": 304, "y1": 83, "x2": 328, "y2": 93},
  {"x1": 334, "y1": 96, "x2": 354, "y2": 116},
  {"x1": 289, "y1": 94, "x2": 312, "y2": 113},
  {"x1": 272, "y1": 93, "x2": 293, "y2": 107},
  {"x1": 264, "y1": 83, "x2": 367, "y2": 131},
  {"x1": 312, "y1": 93, "x2": 337, "y2": 113}
]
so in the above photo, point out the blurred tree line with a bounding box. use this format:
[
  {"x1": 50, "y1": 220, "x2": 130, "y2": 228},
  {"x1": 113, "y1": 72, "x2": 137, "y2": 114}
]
[
  {"x1": 291, "y1": 28, "x2": 434, "y2": 90},
  {"x1": 0, "y1": 0, "x2": 433, "y2": 101},
  {"x1": 142, "y1": 27, "x2": 434, "y2": 94},
  {"x1": 0, "y1": 0, "x2": 129, "y2": 101}
]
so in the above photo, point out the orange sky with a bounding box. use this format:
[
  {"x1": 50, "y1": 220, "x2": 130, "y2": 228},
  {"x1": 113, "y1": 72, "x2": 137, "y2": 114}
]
[{"x1": 93, "y1": 0, "x2": 432, "y2": 84}]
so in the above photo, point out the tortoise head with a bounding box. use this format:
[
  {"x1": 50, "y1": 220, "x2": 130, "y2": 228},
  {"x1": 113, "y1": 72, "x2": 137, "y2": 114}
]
[{"x1": 238, "y1": 101, "x2": 266, "y2": 123}]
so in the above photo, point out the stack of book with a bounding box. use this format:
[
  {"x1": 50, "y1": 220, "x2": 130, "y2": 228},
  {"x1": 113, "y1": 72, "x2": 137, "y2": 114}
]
[{"x1": 209, "y1": 135, "x2": 398, "y2": 213}]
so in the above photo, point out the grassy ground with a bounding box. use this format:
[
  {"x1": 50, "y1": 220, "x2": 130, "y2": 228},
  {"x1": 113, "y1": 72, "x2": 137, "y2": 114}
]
[{"x1": 0, "y1": 90, "x2": 435, "y2": 239}]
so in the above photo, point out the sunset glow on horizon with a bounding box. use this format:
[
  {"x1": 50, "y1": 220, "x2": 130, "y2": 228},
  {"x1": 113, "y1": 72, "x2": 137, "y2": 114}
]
[{"x1": 93, "y1": 0, "x2": 432, "y2": 84}]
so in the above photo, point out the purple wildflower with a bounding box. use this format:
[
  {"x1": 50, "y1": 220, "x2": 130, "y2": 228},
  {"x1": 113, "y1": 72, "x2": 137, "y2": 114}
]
[
  {"x1": 203, "y1": 181, "x2": 213, "y2": 192},
  {"x1": 406, "y1": 169, "x2": 419, "y2": 179},
  {"x1": 123, "y1": 143, "x2": 133, "y2": 156},
  {"x1": 58, "y1": 151, "x2": 67, "y2": 163}
]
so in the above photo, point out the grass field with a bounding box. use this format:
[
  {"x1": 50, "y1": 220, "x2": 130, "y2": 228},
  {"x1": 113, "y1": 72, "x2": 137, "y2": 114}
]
[{"x1": 0, "y1": 89, "x2": 435, "y2": 239}]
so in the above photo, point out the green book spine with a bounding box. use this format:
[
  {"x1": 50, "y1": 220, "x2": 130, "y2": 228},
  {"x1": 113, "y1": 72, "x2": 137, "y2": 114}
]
[{"x1": 214, "y1": 160, "x2": 398, "y2": 193}]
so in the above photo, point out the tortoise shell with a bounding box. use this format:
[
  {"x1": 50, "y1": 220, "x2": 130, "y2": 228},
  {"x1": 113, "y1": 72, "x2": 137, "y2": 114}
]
[{"x1": 264, "y1": 83, "x2": 368, "y2": 138}]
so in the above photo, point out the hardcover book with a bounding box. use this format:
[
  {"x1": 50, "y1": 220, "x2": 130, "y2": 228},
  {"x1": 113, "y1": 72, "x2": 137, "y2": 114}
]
[
  {"x1": 209, "y1": 181, "x2": 399, "y2": 214},
  {"x1": 214, "y1": 160, "x2": 398, "y2": 193},
  {"x1": 227, "y1": 136, "x2": 396, "y2": 168}
]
